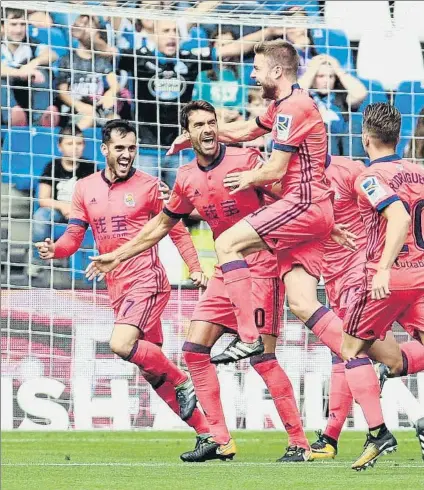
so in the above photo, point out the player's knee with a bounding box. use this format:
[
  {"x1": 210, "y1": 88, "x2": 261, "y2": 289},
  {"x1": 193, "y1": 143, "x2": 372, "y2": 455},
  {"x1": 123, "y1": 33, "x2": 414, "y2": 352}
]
[
  {"x1": 214, "y1": 231, "x2": 235, "y2": 257},
  {"x1": 286, "y1": 295, "x2": 312, "y2": 323},
  {"x1": 341, "y1": 344, "x2": 360, "y2": 362},
  {"x1": 109, "y1": 336, "x2": 136, "y2": 359}
]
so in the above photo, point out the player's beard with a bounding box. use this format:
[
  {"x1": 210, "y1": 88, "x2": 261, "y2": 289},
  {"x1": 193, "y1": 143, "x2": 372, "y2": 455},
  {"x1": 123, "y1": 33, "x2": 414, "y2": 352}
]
[
  {"x1": 110, "y1": 156, "x2": 134, "y2": 180},
  {"x1": 192, "y1": 137, "x2": 219, "y2": 160},
  {"x1": 260, "y1": 79, "x2": 278, "y2": 100}
]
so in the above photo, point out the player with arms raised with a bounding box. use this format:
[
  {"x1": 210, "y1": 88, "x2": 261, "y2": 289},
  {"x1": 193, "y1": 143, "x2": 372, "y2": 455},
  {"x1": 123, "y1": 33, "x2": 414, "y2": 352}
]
[
  {"x1": 35, "y1": 120, "x2": 210, "y2": 440},
  {"x1": 339, "y1": 103, "x2": 424, "y2": 470},
  {"x1": 86, "y1": 101, "x2": 312, "y2": 463},
  {"x1": 171, "y1": 40, "x2": 349, "y2": 363}
]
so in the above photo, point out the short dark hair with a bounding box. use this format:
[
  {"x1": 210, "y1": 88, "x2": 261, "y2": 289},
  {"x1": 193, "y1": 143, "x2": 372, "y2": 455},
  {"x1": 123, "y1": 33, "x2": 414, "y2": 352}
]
[
  {"x1": 180, "y1": 100, "x2": 217, "y2": 130},
  {"x1": 363, "y1": 103, "x2": 401, "y2": 146},
  {"x1": 254, "y1": 40, "x2": 299, "y2": 79},
  {"x1": 102, "y1": 119, "x2": 137, "y2": 144},
  {"x1": 1, "y1": 8, "x2": 25, "y2": 23},
  {"x1": 58, "y1": 125, "x2": 84, "y2": 143}
]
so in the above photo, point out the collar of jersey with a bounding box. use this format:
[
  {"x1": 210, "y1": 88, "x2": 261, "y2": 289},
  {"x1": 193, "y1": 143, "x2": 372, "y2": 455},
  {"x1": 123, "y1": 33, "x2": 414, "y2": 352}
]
[
  {"x1": 101, "y1": 167, "x2": 136, "y2": 186},
  {"x1": 197, "y1": 143, "x2": 226, "y2": 172},
  {"x1": 275, "y1": 83, "x2": 300, "y2": 106},
  {"x1": 369, "y1": 153, "x2": 401, "y2": 165}
]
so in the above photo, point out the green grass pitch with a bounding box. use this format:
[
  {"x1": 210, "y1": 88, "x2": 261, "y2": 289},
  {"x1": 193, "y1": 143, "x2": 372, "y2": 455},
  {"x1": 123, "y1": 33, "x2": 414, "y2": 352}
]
[{"x1": 2, "y1": 431, "x2": 423, "y2": 489}]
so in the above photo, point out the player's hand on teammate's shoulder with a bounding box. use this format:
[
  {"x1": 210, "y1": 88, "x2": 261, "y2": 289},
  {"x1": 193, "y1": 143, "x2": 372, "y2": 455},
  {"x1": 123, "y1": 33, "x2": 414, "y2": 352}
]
[
  {"x1": 86, "y1": 252, "x2": 121, "y2": 281},
  {"x1": 166, "y1": 134, "x2": 191, "y2": 156},
  {"x1": 34, "y1": 238, "x2": 55, "y2": 260},
  {"x1": 371, "y1": 268, "x2": 391, "y2": 301},
  {"x1": 331, "y1": 224, "x2": 357, "y2": 252},
  {"x1": 190, "y1": 271, "x2": 208, "y2": 289},
  {"x1": 223, "y1": 170, "x2": 255, "y2": 194},
  {"x1": 158, "y1": 181, "x2": 171, "y2": 201}
]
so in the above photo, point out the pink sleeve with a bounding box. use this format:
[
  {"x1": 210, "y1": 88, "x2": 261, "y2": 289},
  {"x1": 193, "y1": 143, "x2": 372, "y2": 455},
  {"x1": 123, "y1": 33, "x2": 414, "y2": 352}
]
[
  {"x1": 169, "y1": 222, "x2": 202, "y2": 274},
  {"x1": 256, "y1": 103, "x2": 274, "y2": 132},
  {"x1": 354, "y1": 172, "x2": 400, "y2": 212},
  {"x1": 54, "y1": 224, "x2": 86, "y2": 259},
  {"x1": 54, "y1": 180, "x2": 88, "y2": 258},
  {"x1": 273, "y1": 98, "x2": 314, "y2": 153},
  {"x1": 68, "y1": 180, "x2": 89, "y2": 227},
  {"x1": 163, "y1": 173, "x2": 195, "y2": 219}
]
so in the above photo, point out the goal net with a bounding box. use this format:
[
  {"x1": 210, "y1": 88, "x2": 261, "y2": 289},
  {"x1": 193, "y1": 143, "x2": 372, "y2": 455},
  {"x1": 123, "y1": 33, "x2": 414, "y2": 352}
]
[{"x1": 1, "y1": 0, "x2": 423, "y2": 431}]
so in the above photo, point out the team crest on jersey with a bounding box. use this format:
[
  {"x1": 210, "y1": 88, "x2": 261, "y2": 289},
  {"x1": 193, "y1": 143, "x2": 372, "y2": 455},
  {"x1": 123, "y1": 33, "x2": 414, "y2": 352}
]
[
  {"x1": 360, "y1": 176, "x2": 387, "y2": 205},
  {"x1": 124, "y1": 193, "x2": 136, "y2": 207},
  {"x1": 275, "y1": 114, "x2": 292, "y2": 141}
]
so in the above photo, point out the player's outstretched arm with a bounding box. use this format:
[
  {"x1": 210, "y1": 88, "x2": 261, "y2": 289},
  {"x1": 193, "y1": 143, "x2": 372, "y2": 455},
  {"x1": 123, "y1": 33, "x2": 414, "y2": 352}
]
[
  {"x1": 223, "y1": 149, "x2": 291, "y2": 194},
  {"x1": 169, "y1": 222, "x2": 208, "y2": 288},
  {"x1": 167, "y1": 119, "x2": 268, "y2": 156},
  {"x1": 86, "y1": 211, "x2": 179, "y2": 279},
  {"x1": 35, "y1": 223, "x2": 87, "y2": 260},
  {"x1": 371, "y1": 200, "x2": 411, "y2": 300}
]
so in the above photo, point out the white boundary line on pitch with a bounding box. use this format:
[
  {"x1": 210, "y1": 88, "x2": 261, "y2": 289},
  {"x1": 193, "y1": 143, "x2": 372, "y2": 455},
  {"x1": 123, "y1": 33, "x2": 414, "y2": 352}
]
[
  {"x1": 2, "y1": 462, "x2": 423, "y2": 468},
  {"x1": 2, "y1": 438, "x2": 261, "y2": 444},
  {"x1": 2, "y1": 437, "x2": 420, "y2": 444},
  {"x1": 2, "y1": 461, "x2": 423, "y2": 469}
]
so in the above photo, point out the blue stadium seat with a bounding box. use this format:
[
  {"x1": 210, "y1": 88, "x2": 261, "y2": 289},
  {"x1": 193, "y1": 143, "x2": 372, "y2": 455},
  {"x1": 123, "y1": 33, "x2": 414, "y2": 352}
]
[
  {"x1": 82, "y1": 128, "x2": 105, "y2": 168},
  {"x1": 1, "y1": 126, "x2": 104, "y2": 191},
  {"x1": 311, "y1": 29, "x2": 353, "y2": 70},
  {"x1": 395, "y1": 81, "x2": 424, "y2": 156},
  {"x1": 1, "y1": 127, "x2": 60, "y2": 191}
]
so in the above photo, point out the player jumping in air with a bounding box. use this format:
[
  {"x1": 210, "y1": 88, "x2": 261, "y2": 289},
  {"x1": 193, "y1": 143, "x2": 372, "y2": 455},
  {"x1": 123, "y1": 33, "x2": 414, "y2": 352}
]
[
  {"x1": 86, "y1": 101, "x2": 312, "y2": 463},
  {"x1": 310, "y1": 154, "x2": 424, "y2": 461},
  {"x1": 35, "y1": 120, "x2": 210, "y2": 439},
  {"x1": 169, "y1": 40, "x2": 351, "y2": 364},
  {"x1": 339, "y1": 103, "x2": 424, "y2": 470}
]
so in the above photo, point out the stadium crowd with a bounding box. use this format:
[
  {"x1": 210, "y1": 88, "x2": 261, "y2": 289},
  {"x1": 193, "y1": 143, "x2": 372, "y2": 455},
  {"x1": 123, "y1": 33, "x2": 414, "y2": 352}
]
[{"x1": 1, "y1": 0, "x2": 423, "y2": 284}]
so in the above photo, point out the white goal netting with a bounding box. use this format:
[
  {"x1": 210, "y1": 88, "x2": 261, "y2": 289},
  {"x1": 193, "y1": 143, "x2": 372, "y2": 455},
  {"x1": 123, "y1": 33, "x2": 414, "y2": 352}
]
[{"x1": 1, "y1": 0, "x2": 423, "y2": 431}]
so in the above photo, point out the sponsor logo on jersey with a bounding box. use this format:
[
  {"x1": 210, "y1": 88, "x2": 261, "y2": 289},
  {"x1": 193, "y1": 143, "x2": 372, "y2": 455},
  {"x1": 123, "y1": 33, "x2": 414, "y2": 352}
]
[
  {"x1": 124, "y1": 193, "x2": 136, "y2": 207},
  {"x1": 275, "y1": 114, "x2": 293, "y2": 141},
  {"x1": 360, "y1": 176, "x2": 387, "y2": 205}
]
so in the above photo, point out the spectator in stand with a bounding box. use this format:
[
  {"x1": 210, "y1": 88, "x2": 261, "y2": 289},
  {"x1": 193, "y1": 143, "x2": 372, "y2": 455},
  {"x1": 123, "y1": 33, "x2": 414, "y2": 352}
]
[
  {"x1": 56, "y1": 15, "x2": 121, "y2": 130},
  {"x1": 119, "y1": 18, "x2": 283, "y2": 186},
  {"x1": 192, "y1": 28, "x2": 245, "y2": 119},
  {"x1": 299, "y1": 54, "x2": 367, "y2": 152},
  {"x1": 405, "y1": 108, "x2": 424, "y2": 167},
  {"x1": 244, "y1": 88, "x2": 272, "y2": 151},
  {"x1": 1, "y1": 7, "x2": 58, "y2": 126},
  {"x1": 30, "y1": 126, "x2": 96, "y2": 276}
]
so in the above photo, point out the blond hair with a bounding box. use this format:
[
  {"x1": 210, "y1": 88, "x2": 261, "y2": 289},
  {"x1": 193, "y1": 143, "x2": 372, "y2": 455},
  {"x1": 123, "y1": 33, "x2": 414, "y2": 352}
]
[{"x1": 254, "y1": 40, "x2": 299, "y2": 79}]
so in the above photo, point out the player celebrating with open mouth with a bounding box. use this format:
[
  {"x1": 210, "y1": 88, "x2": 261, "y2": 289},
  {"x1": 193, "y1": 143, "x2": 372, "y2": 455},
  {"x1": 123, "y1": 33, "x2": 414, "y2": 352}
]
[{"x1": 86, "y1": 101, "x2": 312, "y2": 463}]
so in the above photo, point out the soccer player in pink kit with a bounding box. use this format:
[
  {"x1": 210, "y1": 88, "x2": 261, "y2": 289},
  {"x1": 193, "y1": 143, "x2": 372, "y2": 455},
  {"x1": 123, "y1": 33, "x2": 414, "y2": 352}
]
[
  {"x1": 311, "y1": 154, "x2": 424, "y2": 460},
  {"x1": 339, "y1": 103, "x2": 424, "y2": 470},
  {"x1": 35, "y1": 120, "x2": 210, "y2": 439},
  {"x1": 86, "y1": 102, "x2": 311, "y2": 463},
  {"x1": 177, "y1": 40, "x2": 347, "y2": 365}
]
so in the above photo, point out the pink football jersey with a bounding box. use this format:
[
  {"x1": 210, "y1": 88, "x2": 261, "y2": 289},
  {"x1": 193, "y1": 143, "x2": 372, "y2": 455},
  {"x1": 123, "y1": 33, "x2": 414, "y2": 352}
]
[
  {"x1": 322, "y1": 155, "x2": 367, "y2": 286},
  {"x1": 164, "y1": 144, "x2": 278, "y2": 278},
  {"x1": 256, "y1": 83, "x2": 332, "y2": 203},
  {"x1": 354, "y1": 154, "x2": 424, "y2": 289},
  {"x1": 70, "y1": 169, "x2": 170, "y2": 294}
]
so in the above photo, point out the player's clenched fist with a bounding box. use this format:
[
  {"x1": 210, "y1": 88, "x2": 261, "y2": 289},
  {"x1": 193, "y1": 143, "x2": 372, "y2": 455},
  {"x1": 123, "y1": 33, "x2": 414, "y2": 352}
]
[
  {"x1": 223, "y1": 170, "x2": 255, "y2": 194},
  {"x1": 34, "y1": 238, "x2": 55, "y2": 260}
]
